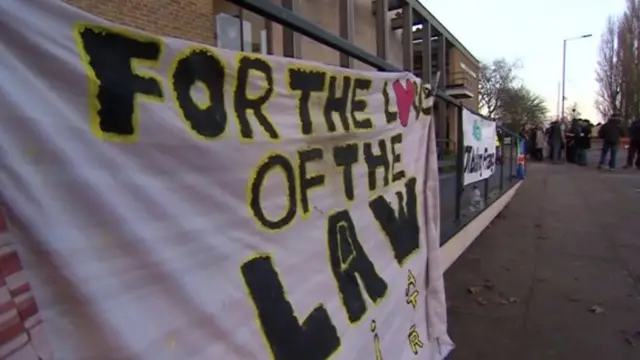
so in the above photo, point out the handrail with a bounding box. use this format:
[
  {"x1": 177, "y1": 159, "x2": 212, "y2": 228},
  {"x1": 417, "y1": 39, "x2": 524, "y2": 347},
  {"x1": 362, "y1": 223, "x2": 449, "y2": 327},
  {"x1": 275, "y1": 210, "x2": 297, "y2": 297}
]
[
  {"x1": 227, "y1": 0, "x2": 472, "y2": 112},
  {"x1": 225, "y1": 0, "x2": 523, "y2": 245}
]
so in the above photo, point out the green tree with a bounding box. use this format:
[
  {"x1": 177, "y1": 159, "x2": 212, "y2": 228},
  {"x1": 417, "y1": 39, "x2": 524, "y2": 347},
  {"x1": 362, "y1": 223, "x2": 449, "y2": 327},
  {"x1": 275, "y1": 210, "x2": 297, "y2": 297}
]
[{"x1": 498, "y1": 85, "x2": 548, "y2": 132}]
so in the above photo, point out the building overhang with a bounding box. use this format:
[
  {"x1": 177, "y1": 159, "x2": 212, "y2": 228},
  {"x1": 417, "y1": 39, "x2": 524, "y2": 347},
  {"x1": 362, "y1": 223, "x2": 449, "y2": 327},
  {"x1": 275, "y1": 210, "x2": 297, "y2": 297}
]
[
  {"x1": 445, "y1": 87, "x2": 474, "y2": 99},
  {"x1": 373, "y1": 0, "x2": 479, "y2": 65}
]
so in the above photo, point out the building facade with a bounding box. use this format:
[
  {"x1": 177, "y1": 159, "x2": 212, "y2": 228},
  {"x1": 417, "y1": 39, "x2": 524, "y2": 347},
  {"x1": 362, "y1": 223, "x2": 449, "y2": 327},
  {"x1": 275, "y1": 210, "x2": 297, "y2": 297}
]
[{"x1": 63, "y1": 0, "x2": 479, "y2": 150}]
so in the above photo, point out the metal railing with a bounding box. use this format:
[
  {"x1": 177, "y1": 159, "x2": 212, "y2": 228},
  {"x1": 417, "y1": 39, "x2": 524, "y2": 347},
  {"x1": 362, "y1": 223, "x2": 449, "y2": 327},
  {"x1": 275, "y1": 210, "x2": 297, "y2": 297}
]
[
  {"x1": 227, "y1": 0, "x2": 523, "y2": 244},
  {"x1": 442, "y1": 116, "x2": 521, "y2": 244}
]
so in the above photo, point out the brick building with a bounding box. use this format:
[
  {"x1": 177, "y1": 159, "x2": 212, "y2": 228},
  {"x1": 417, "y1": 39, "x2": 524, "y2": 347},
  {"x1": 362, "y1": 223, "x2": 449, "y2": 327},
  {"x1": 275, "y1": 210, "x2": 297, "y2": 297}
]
[{"x1": 63, "y1": 0, "x2": 479, "y2": 149}]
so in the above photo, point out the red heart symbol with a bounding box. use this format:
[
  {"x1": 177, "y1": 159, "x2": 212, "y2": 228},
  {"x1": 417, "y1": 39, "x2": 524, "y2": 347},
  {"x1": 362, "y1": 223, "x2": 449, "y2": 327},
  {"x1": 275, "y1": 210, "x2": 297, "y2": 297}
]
[{"x1": 392, "y1": 79, "x2": 416, "y2": 127}]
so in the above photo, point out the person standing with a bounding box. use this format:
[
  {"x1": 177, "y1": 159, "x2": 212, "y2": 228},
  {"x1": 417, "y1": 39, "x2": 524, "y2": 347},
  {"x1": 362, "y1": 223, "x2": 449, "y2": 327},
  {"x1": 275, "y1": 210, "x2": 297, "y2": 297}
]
[
  {"x1": 527, "y1": 128, "x2": 535, "y2": 159},
  {"x1": 597, "y1": 114, "x2": 625, "y2": 170},
  {"x1": 575, "y1": 119, "x2": 592, "y2": 166},
  {"x1": 533, "y1": 127, "x2": 545, "y2": 161},
  {"x1": 566, "y1": 120, "x2": 580, "y2": 164},
  {"x1": 548, "y1": 120, "x2": 564, "y2": 163},
  {"x1": 623, "y1": 118, "x2": 640, "y2": 169}
]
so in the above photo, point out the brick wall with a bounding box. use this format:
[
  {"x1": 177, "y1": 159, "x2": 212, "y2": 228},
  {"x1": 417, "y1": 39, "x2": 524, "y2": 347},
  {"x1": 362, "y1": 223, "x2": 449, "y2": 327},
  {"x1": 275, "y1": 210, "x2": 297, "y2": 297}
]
[
  {"x1": 62, "y1": 0, "x2": 405, "y2": 71},
  {"x1": 448, "y1": 47, "x2": 480, "y2": 110},
  {"x1": 63, "y1": 0, "x2": 216, "y2": 44}
]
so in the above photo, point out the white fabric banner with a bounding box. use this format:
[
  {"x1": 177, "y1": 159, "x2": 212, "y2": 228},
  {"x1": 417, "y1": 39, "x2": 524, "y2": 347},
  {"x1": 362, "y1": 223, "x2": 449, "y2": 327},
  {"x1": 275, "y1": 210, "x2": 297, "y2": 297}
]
[
  {"x1": 0, "y1": 0, "x2": 452, "y2": 359},
  {"x1": 462, "y1": 109, "x2": 497, "y2": 185}
]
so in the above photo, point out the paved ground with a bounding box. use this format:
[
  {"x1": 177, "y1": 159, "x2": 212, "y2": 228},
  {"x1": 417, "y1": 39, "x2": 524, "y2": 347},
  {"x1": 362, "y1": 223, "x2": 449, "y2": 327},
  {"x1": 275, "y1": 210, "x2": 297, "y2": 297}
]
[{"x1": 444, "y1": 153, "x2": 640, "y2": 360}]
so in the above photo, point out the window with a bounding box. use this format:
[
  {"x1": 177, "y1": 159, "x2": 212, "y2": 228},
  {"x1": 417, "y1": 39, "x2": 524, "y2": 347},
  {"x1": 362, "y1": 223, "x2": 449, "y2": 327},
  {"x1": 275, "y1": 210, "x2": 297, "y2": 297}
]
[
  {"x1": 214, "y1": 0, "x2": 270, "y2": 54},
  {"x1": 216, "y1": 13, "x2": 252, "y2": 51}
]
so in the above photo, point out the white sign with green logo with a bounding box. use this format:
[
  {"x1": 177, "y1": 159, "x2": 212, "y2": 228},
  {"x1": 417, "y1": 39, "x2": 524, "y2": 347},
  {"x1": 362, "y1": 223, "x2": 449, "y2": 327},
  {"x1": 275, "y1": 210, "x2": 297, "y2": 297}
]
[{"x1": 462, "y1": 110, "x2": 497, "y2": 185}]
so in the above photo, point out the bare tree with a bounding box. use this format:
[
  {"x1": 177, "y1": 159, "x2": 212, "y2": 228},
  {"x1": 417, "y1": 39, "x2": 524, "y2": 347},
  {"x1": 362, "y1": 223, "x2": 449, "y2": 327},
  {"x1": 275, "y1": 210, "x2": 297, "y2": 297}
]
[
  {"x1": 618, "y1": 9, "x2": 637, "y2": 124},
  {"x1": 595, "y1": 15, "x2": 620, "y2": 121},
  {"x1": 594, "y1": 0, "x2": 640, "y2": 125},
  {"x1": 478, "y1": 58, "x2": 520, "y2": 119}
]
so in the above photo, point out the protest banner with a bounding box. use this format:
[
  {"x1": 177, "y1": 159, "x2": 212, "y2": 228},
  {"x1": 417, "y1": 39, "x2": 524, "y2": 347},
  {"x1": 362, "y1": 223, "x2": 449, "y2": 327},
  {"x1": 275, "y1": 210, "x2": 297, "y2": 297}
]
[
  {"x1": 0, "y1": 0, "x2": 452, "y2": 359},
  {"x1": 462, "y1": 109, "x2": 497, "y2": 185}
]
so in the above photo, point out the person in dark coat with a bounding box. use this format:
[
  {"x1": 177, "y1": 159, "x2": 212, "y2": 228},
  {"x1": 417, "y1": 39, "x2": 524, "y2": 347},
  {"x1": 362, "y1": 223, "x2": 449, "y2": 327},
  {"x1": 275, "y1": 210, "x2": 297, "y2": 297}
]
[
  {"x1": 528, "y1": 128, "x2": 536, "y2": 159},
  {"x1": 545, "y1": 125, "x2": 552, "y2": 160},
  {"x1": 534, "y1": 127, "x2": 545, "y2": 161},
  {"x1": 624, "y1": 118, "x2": 640, "y2": 169},
  {"x1": 565, "y1": 119, "x2": 581, "y2": 164},
  {"x1": 547, "y1": 120, "x2": 565, "y2": 163},
  {"x1": 597, "y1": 114, "x2": 625, "y2": 170},
  {"x1": 575, "y1": 119, "x2": 592, "y2": 166}
]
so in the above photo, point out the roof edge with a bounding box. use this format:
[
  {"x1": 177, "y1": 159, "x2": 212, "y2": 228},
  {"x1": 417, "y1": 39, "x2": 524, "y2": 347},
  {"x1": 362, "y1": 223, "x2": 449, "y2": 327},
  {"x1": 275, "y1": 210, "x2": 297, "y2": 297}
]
[{"x1": 407, "y1": 0, "x2": 479, "y2": 65}]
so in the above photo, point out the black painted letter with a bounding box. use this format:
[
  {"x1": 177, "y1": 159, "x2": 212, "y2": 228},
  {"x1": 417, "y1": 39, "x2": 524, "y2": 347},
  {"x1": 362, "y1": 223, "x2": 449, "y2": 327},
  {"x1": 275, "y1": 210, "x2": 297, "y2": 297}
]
[
  {"x1": 333, "y1": 143, "x2": 359, "y2": 201},
  {"x1": 249, "y1": 154, "x2": 297, "y2": 231},
  {"x1": 235, "y1": 56, "x2": 278, "y2": 140},
  {"x1": 298, "y1": 148, "x2": 325, "y2": 215},
  {"x1": 287, "y1": 69, "x2": 327, "y2": 135},
  {"x1": 382, "y1": 81, "x2": 398, "y2": 124},
  {"x1": 324, "y1": 75, "x2": 352, "y2": 133},
  {"x1": 350, "y1": 78, "x2": 373, "y2": 130},
  {"x1": 390, "y1": 133, "x2": 406, "y2": 182},
  {"x1": 368, "y1": 177, "x2": 420, "y2": 265},
  {"x1": 363, "y1": 139, "x2": 390, "y2": 192},
  {"x1": 241, "y1": 255, "x2": 340, "y2": 360},
  {"x1": 327, "y1": 210, "x2": 388, "y2": 323},
  {"x1": 172, "y1": 48, "x2": 227, "y2": 139},
  {"x1": 76, "y1": 25, "x2": 163, "y2": 139}
]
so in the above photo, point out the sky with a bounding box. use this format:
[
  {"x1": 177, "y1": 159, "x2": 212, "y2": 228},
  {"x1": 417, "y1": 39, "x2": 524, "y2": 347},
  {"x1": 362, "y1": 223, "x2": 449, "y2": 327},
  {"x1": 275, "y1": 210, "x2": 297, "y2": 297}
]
[{"x1": 423, "y1": 0, "x2": 627, "y2": 122}]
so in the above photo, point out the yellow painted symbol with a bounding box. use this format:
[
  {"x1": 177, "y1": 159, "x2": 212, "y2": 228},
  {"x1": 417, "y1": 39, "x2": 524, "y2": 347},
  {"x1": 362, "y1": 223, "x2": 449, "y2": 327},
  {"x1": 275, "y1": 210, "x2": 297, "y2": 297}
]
[
  {"x1": 406, "y1": 290, "x2": 419, "y2": 309},
  {"x1": 167, "y1": 335, "x2": 176, "y2": 349},
  {"x1": 23, "y1": 147, "x2": 39, "y2": 159},
  {"x1": 371, "y1": 320, "x2": 383, "y2": 360},
  {"x1": 407, "y1": 325, "x2": 424, "y2": 355},
  {"x1": 406, "y1": 270, "x2": 416, "y2": 289},
  {"x1": 406, "y1": 270, "x2": 419, "y2": 309}
]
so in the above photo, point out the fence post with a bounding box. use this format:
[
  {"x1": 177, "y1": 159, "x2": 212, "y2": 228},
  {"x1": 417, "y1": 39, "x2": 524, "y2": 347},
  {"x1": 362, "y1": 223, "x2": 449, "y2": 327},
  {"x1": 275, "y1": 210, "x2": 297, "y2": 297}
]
[
  {"x1": 483, "y1": 177, "x2": 489, "y2": 206},
  {"x1": 509, "y1": 134, "x2": 514, "y2": 182},
  {"x1": 499, "y1": 128, "x2": 504, "y2": 192},
  {"x1": 483, "y1": 114, "x2": 491, "y2": 202},
  {"x1": 454, "y1": 106, "x2": 464, "y2": 222}
]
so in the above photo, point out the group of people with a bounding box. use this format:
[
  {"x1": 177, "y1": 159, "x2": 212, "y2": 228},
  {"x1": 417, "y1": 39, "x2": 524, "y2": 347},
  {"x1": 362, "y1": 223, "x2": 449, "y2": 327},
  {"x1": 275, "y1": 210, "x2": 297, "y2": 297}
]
[
  {"x1": 522, "y1": 114, "x2": 640, "y2": 170},
  {"x1": 525, "y1": 118, "x2": 593, "y2": 165}
]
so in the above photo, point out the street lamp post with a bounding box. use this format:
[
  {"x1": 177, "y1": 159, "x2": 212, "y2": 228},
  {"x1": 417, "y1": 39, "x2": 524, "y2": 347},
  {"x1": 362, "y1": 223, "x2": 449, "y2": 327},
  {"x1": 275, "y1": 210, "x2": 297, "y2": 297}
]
[{"x1": 560, "y1": 34, "x2": 592, "y2": 120}]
